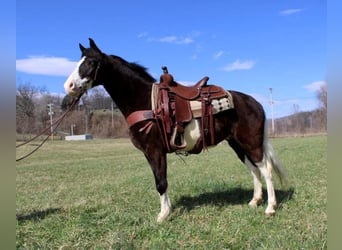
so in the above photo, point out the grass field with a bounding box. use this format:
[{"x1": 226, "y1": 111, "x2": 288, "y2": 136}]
[{"x1": 16, "y1": 136, "x2": 327, "y2": 249}]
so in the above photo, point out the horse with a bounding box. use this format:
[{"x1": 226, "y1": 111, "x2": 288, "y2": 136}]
[{"x1": 64, "y1": 38, "x2": 288, "y2": 223}]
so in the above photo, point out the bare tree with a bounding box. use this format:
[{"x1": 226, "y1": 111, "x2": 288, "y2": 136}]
[
  {"x1": 87, "y1": 87, "x2": 115, "y2": 110},
  {"x1": 316, "y1": 83, "x2": 327, "y2": 131},
  {"x1": 33, "y1": 93, "x2": 63, "y2": 133},
  {"x1": 16, "y1": 82, "x2": 41, "y2": 135}
]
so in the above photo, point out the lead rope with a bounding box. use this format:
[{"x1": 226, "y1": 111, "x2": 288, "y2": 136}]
[{"x1": 16, "y1": 96, "x2": 81, "y2": 162}]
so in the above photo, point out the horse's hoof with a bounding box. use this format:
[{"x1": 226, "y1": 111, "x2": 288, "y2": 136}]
[
  {"x1": 265, "y1": 206, "x2": 276, "y2": 216},
  {"x1": 157, "y1": 213, "x2": 169, "y2": 223},
  {"x1": 248, "y1": 198, "x2": 262, "y2": 208}
]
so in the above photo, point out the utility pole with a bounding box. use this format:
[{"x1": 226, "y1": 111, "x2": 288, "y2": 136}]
[
  {"x1": 269, "y1": 88, "x2": 275, "y2": 134},
  {"x1": 47, "y1": 103, "x2": 54, "y2": 140},
  {"x1": 71, "y1": 124, "x2": 76, "y2": 136}
]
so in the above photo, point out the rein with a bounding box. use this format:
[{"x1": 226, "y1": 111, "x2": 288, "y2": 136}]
[{"x1": 16, "y1": 95, "x2": 81, "y2": 162}]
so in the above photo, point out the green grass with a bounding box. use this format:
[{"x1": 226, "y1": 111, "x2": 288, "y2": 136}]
[{"x1": 16, "y1": 136, "x2": 327, "y2": 249}]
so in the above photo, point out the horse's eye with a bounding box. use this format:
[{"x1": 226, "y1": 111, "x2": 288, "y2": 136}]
[{"x1": 88, "y1": 60, "x2": 96, "y2": 66}]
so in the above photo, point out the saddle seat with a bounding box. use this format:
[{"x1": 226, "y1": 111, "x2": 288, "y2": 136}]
[{"x1": 160, "y1": 73, "x2": 221, "y2": 100}]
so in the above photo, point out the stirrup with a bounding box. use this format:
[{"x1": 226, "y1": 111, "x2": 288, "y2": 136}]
[{"x1": 170, "y1": 127, "x2": 187, "y2": 150}]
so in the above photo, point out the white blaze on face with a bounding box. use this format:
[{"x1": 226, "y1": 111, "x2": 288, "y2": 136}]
[{"x1": 64, "y1": 57, "x2": 91, "y2": 97}]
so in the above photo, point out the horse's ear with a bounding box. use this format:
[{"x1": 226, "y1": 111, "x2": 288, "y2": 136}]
[
  {"x1": 89, "y1": 38, "x2": 102, "y2": 53},
  {"x1": 79, "y1": 43, "x2": 86, "y2": 53}
]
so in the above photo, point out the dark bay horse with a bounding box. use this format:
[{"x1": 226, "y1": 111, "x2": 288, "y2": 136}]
[{"x1": 64, "y1": 38, "x2": 287, "y2": 222}]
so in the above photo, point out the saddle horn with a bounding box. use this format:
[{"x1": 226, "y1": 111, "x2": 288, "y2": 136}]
[{"x1": 162, "y1": 66, "x2": 168, "y2": 74}]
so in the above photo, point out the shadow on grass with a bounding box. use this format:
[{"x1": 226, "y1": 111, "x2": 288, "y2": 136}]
[
  {"x1": 16, "y1": 208, "x2": 62, "y2": 223},
  {"x1": 174, "y1": 187, "x2": 295, "y2": 212}
]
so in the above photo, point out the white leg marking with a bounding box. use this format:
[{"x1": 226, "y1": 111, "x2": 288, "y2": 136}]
[
  {"x1": 157, "y1": 192, "x2": 171, "y2": 223},
  {"x1": 245, "y1": 158, "x2": 263, "y2": 207},
  {"x1": 257, "y1": 158, "x2": 277, "y2": 216}
]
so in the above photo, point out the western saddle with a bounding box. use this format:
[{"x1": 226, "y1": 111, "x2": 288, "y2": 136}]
[
  {"x1": 156, "y1": 66, "x2": 228, "y2": 152},
  {"x1": 126, "y1": 66, "x2": 229, "y2": 153}
]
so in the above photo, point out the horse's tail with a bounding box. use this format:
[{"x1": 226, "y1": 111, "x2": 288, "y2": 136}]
[{"x1": 263, "y1": 124, "x2": 289, "y2": 188}]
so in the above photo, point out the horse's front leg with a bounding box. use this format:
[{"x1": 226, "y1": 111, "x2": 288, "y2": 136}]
[{"x1": 144, "y1": 150, "x2": 171, "y2": 223}]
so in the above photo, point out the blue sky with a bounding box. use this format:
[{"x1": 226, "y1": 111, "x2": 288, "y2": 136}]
[{"x1": 16, "y1": 0, "x2": 326, "y2": 118}]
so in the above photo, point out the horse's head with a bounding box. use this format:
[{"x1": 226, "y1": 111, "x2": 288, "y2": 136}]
[{"x1": 64, "y1": 38, "x2": 103, "y2": 97}]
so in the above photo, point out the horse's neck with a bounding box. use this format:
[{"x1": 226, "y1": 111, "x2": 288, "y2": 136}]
[{"x1": 101, "y1": 68, "x2": 153, "y2": 118}]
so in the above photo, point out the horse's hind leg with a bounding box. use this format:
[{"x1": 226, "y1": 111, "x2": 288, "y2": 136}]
[
  {"x1": 246, "y1": 149, "x2": 277, "y2": 216},
  {"x1": 228, "y1": 138, "x2": 276, "y2": 215},
  {"x1": 228, "y1": 139, "x2": 263, "y2": 207},
  {"x1": 255, "y1": 156, "x2": 277, "y2": 215},
  {"x1": 245, "y1": 155, "x2": 277, "y2": 215},
  {"x1": 244, "y1": 158, "x2": 263, "y2": 207}
]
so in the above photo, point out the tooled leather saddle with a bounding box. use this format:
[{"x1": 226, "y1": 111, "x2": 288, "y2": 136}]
[
  {"x1": 156, "y1": 66, "x2": 229, "y2": 152},
  {"x1": 126, "y1": 66, "x2": 231, "y2": 153}
]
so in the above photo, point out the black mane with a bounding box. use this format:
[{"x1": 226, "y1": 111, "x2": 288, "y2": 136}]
[{"x1": 109, "y1": 55, "x2": 156, "y2": 84}]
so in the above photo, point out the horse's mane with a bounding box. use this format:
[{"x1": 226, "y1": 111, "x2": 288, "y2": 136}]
[{"x1": 109, "y1": 55, "x2": 156, "y2": 84}]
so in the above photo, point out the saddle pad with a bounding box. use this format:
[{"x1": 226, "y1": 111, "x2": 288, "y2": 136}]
[{"x1": 190, "y1": 92, "x2": 234, "y2": 118}]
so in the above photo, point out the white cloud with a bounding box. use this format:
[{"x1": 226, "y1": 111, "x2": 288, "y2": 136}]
[
  {"x1": 158, "y1": 35, "x2": 194, "y2": 44},
  {"x1": 304, "y1": 81, "x2": 326, "y2": 92},
  {"x1": 213, "y1": 50, "x2": 224, "y2": 60},
  {"x1": 144, "y1": 31, "x2": 200, "y2": 45},
  {"x1": 221, "y1": 59, "x2": 255, "y2": 72},
  {"x1": 279, "y1": 8, "x2": 305, "y2": 16},
  {"x1": 16, "y1": 56, "x2": 78, "y2": 76}
]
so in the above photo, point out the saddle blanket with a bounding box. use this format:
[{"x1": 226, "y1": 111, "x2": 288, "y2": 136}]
[{"x1": 190, "y1": 96, "x2": 234, "y2": 118}]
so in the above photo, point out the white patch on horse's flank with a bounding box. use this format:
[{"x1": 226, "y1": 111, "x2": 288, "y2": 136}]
[{"x1": 182, "y1": 119, "x2": 201, "y2": 151}]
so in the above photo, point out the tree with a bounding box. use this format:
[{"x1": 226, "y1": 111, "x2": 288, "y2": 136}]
[
  {"x1": 33, "y1": 93, "x2": 63, "y2": 133},
  {"x1": 292, "y1": 104, "x2": 305, "y2": 134},
  {"x1": 316, "y1": 83, "x2": 327, "y2": 131},
  {"x1": 16, "y1": 82, "x2": 40, "y2": 135},
  {"x1": 87, "y1": 87, "x2": 114, "y2": 110}
]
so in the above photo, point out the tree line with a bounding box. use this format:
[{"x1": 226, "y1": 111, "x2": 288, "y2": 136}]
[
  {"x1": 270, "y1": 83, "x2": 327, "y2": 136},
  {"x1": 16, "y1": 81, "x2": 327, "y2": 140},
  {"x1": 16, "y1": 83, "x2": 128, "y2": 140}
]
